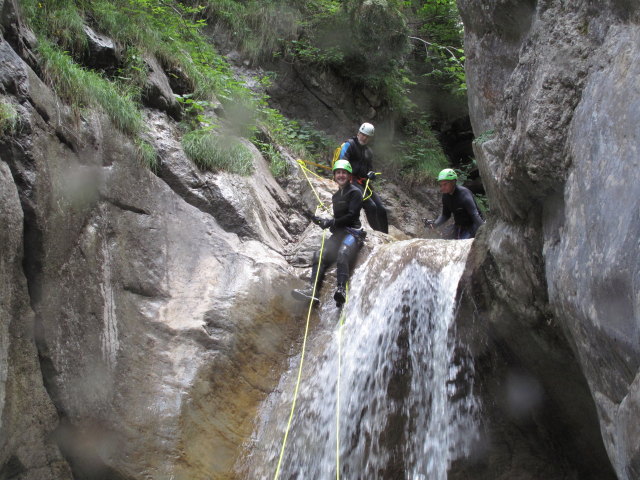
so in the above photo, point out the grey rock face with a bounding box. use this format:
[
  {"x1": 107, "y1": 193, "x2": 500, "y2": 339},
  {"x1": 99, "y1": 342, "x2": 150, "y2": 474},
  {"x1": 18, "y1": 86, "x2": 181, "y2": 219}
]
[
  {"x1": 82, "y1": 25, "x2": 119, "y2": 70},
  {"x1": 457, "y1": 1, "x2": 639, "y2": 478},
  {"x1": 142, "y1": 57, "x2": 182, "y2": 120},
  {"x1": 0, "y1": 30, "x2": 307, "y2": 479},
  {"x1": 0, "y1": 160, "x2": 72, "y2": 479}
]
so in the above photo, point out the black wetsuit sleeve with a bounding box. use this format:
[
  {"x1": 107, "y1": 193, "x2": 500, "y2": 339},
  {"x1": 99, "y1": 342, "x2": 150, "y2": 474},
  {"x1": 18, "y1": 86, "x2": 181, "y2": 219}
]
[
  {"x1": 459, "y1": 188, "x2": 484, "y2": 234},
  {"x1": 434, "y1": 196, "x2": 451, "y2": 227},
  {"x1": 334, "y1": 188, "x2": 363, "y2": 228}
]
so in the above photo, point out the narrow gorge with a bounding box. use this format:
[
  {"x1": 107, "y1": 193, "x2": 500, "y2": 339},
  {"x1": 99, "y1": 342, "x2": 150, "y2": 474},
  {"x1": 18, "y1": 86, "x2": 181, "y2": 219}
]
[{"x1": 0, "y1": 1, "x2": 638, "y2": 479}]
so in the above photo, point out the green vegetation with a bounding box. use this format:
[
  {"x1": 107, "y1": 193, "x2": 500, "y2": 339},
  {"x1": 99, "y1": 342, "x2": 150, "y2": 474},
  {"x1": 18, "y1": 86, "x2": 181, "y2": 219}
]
[
  {"x1": 205, "y1": 0, "x2": 413, "y2": 113},
  {"x1": 0, "y1": 99, "x2": 18, "y2": 134},
  {"x1": 21, "y1": 0, "x2": 259, "y2": 174},
  {"x1": 182, "y1": 128, "x2": 254, "y2": 174},
  {"x1": 19, "y1": 0, "x2": 469, "y2": 182},
  {"x1": 254, "y1": 137, "x2": 290, "y2": 178},
  {"x1": 405, "y1": 0, "x2": 466, "y2": 95},
  {"x1": 387, "y1": 115, "x2": 449, "y2": 184},
  {"x1": 473, "y1": 129, "x2": 495, "y2": 145},
  {"x1": 205, "y1": 0, "x2": 469, "y2": 179},
  {"x1": 258, "y1": 95, "x2": 334, "y2": 164},
  {"x1": 38, "y1": 38, "x2": 144, "y2": 136},
  {"x1": 135, "y1": 138, "x2": 158, "y2": 171}
]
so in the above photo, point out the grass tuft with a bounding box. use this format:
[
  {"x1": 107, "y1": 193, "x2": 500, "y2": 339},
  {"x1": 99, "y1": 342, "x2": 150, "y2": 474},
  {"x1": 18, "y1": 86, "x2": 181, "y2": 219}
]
[
  {"x1": 135, "y1": 139, "x2": 158, "y2": 171},
  {"x1": 0, "y1": 100, "x2": 18, "y2": 134},
  {"x1": 182, "y1": 129, "x2": 254, "y2": 175},
  {"x1": 38, "y1": 38, "x2": 144, "y2": 136}
]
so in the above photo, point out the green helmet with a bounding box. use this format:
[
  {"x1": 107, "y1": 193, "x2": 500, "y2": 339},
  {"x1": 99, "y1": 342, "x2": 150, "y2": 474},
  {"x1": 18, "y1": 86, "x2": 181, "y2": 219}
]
[
  {"x1": 437, "y1": 168, "x2": 457, "y2": 181},
  {"x1": 333, "y1": 159, "x2": 352, "y2": 173}
]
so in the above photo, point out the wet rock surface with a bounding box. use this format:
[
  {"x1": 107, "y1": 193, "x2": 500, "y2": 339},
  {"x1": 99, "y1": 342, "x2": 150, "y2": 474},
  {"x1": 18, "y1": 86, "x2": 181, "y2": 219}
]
[
  {"x1": 3, "y1": 0, "x2": 638, "y2": 478},
  {"x1": 0, "y1": 6, "x2": 435, "y2": 479},
  {"x1": 456, "y1": 1, "x2": 639, "y2": 479}
]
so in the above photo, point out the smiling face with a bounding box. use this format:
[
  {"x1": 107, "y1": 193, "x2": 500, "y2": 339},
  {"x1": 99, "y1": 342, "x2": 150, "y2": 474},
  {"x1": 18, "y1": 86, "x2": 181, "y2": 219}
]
[
  {"x1": 439, "y1": 179, "x2": 456, "y2": 195},
  {"x1": 334, "y1": 169, "x2": 351, "y2": 187},
  {"x1": 356, "y1": 132, "x2": 371, "y2": 145}
]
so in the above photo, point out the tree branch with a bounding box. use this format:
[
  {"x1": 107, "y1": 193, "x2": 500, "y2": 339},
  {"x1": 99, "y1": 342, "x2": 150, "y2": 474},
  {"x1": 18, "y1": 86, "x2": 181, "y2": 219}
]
[{"x1": 408, "y1": 36, "x2": 463, "y2": 68}]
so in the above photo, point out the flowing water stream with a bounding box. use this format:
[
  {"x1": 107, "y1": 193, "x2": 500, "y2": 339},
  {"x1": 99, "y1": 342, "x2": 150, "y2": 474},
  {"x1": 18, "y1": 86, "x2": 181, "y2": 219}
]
[{"x1": 239, "y1": 239, "x2": 479, "y2": 479}]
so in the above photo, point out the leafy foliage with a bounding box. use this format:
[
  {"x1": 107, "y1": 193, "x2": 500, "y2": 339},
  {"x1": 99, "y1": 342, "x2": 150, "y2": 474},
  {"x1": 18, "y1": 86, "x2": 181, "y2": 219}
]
[
  {"x1": 20, "y1": 0, "x2": 469, "y2": 181},
  {"x1": 253, "y1": 137, "x2": 290, "y2": 178},
  {"x1": 205, "y1": 0, "x2": 413, "y2": 113},
  {"x1": 20, "y1": 0, "x2": 264, "y2": 173},
  {"x1": 386, "y1": 114, "x2": 449, "y2": 184},
  {"x1": 403, "y1": 0, "x2": 466, "y2": 95},
  {"x1": 258, "y1": 101, "x2": 334, "y2": 165},
  {"x1": 473, "y1": 129, "x2": 495, "y2": 145}
]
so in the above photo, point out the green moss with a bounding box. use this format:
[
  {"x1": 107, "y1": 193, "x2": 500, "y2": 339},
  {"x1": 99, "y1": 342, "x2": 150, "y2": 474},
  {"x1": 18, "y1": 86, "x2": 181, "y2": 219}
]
[{"x1": 473, "y1": 129, "x2": 495, "y2": 145}]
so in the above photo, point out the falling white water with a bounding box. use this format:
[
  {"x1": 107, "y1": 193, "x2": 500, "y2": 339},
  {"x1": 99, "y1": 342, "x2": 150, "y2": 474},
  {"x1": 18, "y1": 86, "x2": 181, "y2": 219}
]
[{"x1": 240, "y1": 239, "x2": 479, "y2": 479}]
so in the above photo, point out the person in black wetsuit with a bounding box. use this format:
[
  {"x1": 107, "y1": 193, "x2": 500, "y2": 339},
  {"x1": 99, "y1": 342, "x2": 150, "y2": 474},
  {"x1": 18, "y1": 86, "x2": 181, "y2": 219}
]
[
  {"x1": 425, "y1": 168, "x2": 484, "y2": 239},
  {"x1": 338, "y1": 123, "x2": 389, "y2": 234},
  {"x1": 293, "y1": 160, "x2": 366, "y2": 307}
]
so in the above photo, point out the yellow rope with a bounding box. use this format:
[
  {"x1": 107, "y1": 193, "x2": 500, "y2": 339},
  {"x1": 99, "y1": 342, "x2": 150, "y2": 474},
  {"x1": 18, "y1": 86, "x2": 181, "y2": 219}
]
[
  {"x1": 335, "y1": 283, "x2": 349, "y2": 480},
  {"x1": 273, "y1": 158, "x2": 357, "y2": 479},
  {"x1": 362, "y1": 172, "x2": 381, "y2": 201},
  {"x1": 298, "y1": 157, "x2": 333, "y2": 172},
  {"x1": 273, "y1": 229, "x2": 327, "y2": 480},
  {"x1": 296, "y1": 159, "x2": 330, "y2": 213}
]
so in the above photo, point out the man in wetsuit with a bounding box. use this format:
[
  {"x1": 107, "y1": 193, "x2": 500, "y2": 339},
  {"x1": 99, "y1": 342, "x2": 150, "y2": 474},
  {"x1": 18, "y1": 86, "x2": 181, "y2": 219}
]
[
  {"x1": 293, "y1": 160, "x2": 366, "y2": 307},
  {"x1": 425, "y1": 168, "x2": 484, "y2": 239},
  {"x1": 338, "y1": 123, "x2": 389, "y2": 234}
]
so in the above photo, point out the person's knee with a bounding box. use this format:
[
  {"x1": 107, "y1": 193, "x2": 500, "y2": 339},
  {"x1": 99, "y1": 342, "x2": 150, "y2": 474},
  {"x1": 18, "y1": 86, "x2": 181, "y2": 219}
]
[{"x1": 338, "y1": 241, "x2": 359, "y2": 263}]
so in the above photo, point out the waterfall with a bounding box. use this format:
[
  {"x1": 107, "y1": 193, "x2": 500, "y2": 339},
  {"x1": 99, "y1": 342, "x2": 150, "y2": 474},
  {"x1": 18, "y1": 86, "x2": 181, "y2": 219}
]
[{"x1": 239, "y1": 239, "x2": 479, "y2": 479}]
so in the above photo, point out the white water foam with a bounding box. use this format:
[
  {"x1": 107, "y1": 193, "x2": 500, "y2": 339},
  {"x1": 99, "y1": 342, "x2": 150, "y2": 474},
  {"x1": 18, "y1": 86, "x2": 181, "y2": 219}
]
[{"x1": 241, "y1": 239, "x2": 479, "y2": 479}]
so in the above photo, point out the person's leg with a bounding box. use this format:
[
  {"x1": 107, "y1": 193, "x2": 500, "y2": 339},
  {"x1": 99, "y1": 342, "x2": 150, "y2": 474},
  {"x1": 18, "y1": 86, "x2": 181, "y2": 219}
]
[
  {"x1": 362, "y1": 198, "x2": 380, "y2": 231},
  {"x1": 354, "y1": 181, "x2": 388, "y2": 233},
  {"x1": 457, "y1": 226, "x2": 473, "y2": 240},
  {"x1": 293, "y1": 234, "x2": 341, "y2": 302},
  {"x1": 310, "y1": 234, "x2": 340, "y2": 291},
  {"x1": 334, "y1": 234, "x2": 360, "y2": 306},
  {"x1": 369, "y1": 191, "x2": 388, "y2": 233},
  {"x1": 352, "y1": 181, "x2": 378, "y2": 230}
]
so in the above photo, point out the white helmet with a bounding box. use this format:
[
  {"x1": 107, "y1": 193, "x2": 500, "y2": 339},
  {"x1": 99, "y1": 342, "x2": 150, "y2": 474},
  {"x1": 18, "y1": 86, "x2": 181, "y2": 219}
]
[{"x1": 358, "y1": 123, "x2": 375, "y2": 137}]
